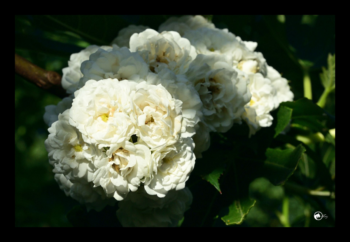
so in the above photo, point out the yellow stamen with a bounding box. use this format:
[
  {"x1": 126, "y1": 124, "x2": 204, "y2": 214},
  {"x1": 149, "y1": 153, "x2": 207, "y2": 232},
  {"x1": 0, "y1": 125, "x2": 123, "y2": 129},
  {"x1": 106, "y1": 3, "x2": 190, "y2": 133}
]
[
  {"x1": 209, "y1": 48, "x2": 215, "y2": 52},
  {"x1": 249, "y1": 99, "x2": 255, "y2": 106},
  {"x1": 237, "y1": 61, "x2": 244, "y2": 71},
  {"x1": 74, "y1": 145, "x2": 82, "y2": 152},
  {"x1": 101, "y1": 114, "x2": 109, "y2": 122}
]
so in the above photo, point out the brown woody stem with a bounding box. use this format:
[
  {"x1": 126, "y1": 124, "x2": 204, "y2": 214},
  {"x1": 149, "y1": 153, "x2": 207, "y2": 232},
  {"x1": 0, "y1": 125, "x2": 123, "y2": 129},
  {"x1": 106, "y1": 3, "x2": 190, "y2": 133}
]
[{"x1": 15, "y1": 53, "x2": 67, "y2": 98}]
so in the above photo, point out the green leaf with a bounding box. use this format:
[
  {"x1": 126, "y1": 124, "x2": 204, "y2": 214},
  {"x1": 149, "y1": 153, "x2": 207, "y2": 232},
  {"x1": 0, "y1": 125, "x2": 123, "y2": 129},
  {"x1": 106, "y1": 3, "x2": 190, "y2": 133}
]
[
  {"x1": 298, "y1": 153, "x2": 317, "y2": 179},
  {"x1": 275, "y1": 105, "x2": 293, "y2": 137},
  {"x1": 263, "y1": 144, "x2": 306, "y2": 186},
  {"x1": 221, "y1": 197, "x2": 256, "y2": 225},
  {"x1": 281, "y1": 98, "x2": 329, "y2": 133},
  {"x1": 299, "y1": 59, "x2": 314, "y2": 69},
  {"x1": 219, "y1": 156, "x2": 261, "y2": 226},
  {"x1": 317, "y1": 53, "x2": 335, "y2": 108},
  {"x1": 281, "y1": 98, "x2": 325, "y2": 119},
  {"x1": 177, "y1": 217, "x2": 185, "y2": 227},
  {"x1": 322, "y1": 143, "x2": 335, "y2": 168},
  {"x1": 320, "y1": 54, "x2": 335, "y2": 91},
  {"x1": 325, "y1": 132, "x2": 335, "y2": 146},
  {"x1": 292, "y1": 117, "x2": 326, "y2": 133},
  {"x1": 276, "y1": 135, "x2": 333, "y2": 189},
  {"x1": 203, "y1": 167, "x2": 224, "y2": 193}
]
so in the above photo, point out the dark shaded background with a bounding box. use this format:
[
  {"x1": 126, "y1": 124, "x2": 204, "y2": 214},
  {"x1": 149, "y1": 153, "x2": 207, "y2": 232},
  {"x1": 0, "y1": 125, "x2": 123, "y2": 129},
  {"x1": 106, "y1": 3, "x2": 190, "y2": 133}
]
[{"x1": 15, "y1": 15, "x2": 335, "y2": 227}]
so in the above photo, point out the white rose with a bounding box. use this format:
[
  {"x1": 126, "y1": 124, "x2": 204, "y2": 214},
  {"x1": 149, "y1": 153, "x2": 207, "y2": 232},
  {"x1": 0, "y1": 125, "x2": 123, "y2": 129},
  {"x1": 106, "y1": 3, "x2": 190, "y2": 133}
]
[
  {"x1": 92, "y1": 141, "x2": 151, "y2": 201},
  {"x1": 111, "y1": 25, "x2": 148, "y2": 48},
  {"x1": 132, "y1": 81, "x2": 183, "y2": 149},
  {"x1": 43, "y1": 95, "x2": 73, "y2": 127},
  {"x1": 144, "y1": 137, "x2": 195, "y2": 197},
  {"x1": 69, "y1": 79, "x2": 137, "y2": 146},
  {"x1": 159, "y1": 15, "x2": 215, "y2": 36},
  {"x1": 183, "y1": 27, "x2": 238, "y2": 61},
  {"x1": 117, "y1": 186, "x2": 193, "y2": 227},
  {"x1": 192, "y1": 122, "x2": 211, "y2": 158},
  {"x1": 45, "y1": 110, "x2": 114, "y2": 211},
  {"x1": 145, "y1": 68, "x2": 202, "y2": 138},
  {"x1": 129, "y1": 29, "x2": 197, "y2": 75},
  {"x1": 267, "y1": 65, "x2": 294, "y2": 108},
  {"x1": 242, "y1": 73, "x2": 276, "y2": 137},
  {"x1": 61, "y1": 45, "x2": 113, "y2": 94},
  {"x1": 45, "y1": 110, "x2": 94, "y2": 178},
  {"x1": 183, "y1": 27, "x2": 267, "y2": 77},
  {"x1": 79, "y1": 46, "x2": 149, "y2": 88},
  {"x1": 186, "y1": 54, "x2": 251, "y2": 132}
]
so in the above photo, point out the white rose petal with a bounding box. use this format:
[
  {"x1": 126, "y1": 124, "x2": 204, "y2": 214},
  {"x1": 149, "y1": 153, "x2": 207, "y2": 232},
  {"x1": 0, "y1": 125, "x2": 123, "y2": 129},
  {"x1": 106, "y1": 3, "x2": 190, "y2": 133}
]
[
  {"x1": 69, "y1": 79, "x2": 137, "y2": 146},
  {"x1": 61, "y1": 45, "x2": 113, "y2": 94},
  {"x1": 132, "y1": 81, "x2": 183, "y2": 149},
  {"x1": 235, "y1": 36, "x2": 258, "y2": 52},
  {"x1": 192, "y1": 122, "x2": 211, "y2": 158},
  {"x1": 267, "y1": 65, "x2": 294, "y2": 108},
  {"x1": 45, "y1": 110, "x2": 93, "y2": 173},
  {"x1": 159, "y1": 15, "x2": 215, "y2": 36},
  {"x1": 111, "y1": 25, "x2": 149, "y2": 48},
  {"x1": 186, "y1": 54, "x2": 251, "y2": 132},
  {"x1": 183, "y1": 27, "x2": 238, "y2": 60},
  {"x1": 92, "y1": 141, "x2": 151, "y2": 201},
  {"x1": 130, "y1": 29, "x2": 197, "y2": 75},
  {"x1": 183, "y1": 27, "x2": 267, "y2": 77},
  {"x1": 144, "y1": 138, "x2": 195, "y2": 197},
  {"x1": 46, "y1": 110, "x2": 114, "y2": 211},
  {"x1": 79, "y1": 46, "x2": 149, "y2": 88},
  {"x1": 43, "y1": 95, "x2": 73, "y2": 127},
  {"x1": 242, "y1": 73, "x2": 276, "y2": 137},
  {"x1": 145, "y1": 68, "x2": 202, "y2": 138}
]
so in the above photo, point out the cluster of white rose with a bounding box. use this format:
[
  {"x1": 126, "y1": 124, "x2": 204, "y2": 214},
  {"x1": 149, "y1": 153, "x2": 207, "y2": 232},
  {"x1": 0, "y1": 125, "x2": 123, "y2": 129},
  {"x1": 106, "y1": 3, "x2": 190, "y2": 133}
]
[{"x1": 44, "y1": 15, "x2": 293, "y2": 227}]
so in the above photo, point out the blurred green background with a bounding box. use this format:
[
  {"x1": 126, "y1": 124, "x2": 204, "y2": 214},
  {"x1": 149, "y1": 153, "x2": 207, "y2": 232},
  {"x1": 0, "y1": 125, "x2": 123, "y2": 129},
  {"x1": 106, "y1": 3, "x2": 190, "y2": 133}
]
[{"x1": 15, "y1": 15, "x2": 335, "y2": 227}]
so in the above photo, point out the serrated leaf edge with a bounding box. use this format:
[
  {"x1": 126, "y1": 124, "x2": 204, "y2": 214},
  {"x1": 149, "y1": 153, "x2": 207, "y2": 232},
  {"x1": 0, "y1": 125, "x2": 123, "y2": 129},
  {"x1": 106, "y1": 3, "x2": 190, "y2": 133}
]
[{"x1": 221, "y1": 199, "x2": 256, "y2": 225}]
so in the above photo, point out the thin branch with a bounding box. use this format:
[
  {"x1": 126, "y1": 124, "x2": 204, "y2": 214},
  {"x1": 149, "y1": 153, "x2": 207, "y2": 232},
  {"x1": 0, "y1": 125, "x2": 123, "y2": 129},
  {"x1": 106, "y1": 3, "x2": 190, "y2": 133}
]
[
  {"x1": 284, "y1": 182, "x2": 335, "y2": 199},
  {"x1": 15, "y1": 53, "x2": 67, "y2": 98}
]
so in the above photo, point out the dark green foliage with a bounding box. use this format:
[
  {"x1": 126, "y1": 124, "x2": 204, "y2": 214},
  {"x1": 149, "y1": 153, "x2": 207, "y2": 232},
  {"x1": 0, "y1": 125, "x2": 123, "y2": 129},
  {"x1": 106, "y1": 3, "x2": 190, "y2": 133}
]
[{"x1": 263, "y1": 145, "x2": 306, "y2": 186}]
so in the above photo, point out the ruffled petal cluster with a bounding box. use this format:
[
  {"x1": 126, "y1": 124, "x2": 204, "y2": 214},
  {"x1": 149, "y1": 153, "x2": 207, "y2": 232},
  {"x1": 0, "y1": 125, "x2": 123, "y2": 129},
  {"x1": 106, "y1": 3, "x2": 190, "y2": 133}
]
[
  {"x1": 186, "y1": 54, "x2": 251, "y2": 132},
  {"x1": 145, "y1": 68, "x2": 202, "y2": 138},
  {"x1": 44, "y1": 15, "x2": 295, "y2": 226},
  {"x1": 145, "y1": 138, "x2": 195, "y2": 197},
  {"x1": 79, "y1": 46, "x2": 149, "y2": 88},
  {"x1": 45, "y1": 110, "x2": 115, "y2": 210},
  {"x1": 267, "y1": 65, "x2": 294, "y2": 108},
  {"x1": 130, "y1": 29, "x2": 197, "y2": 75},
  {"x1": 46, "y1": 78, "x2": 196, "y2": 207},
  {"x1": 242, "y1": 74, "x2": 276, "y2": 136},
  {"x1": 183, "y1": 27, "x2": 268, "y2": 77}
]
